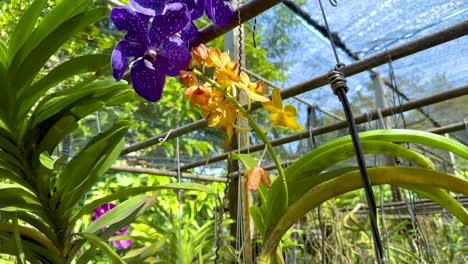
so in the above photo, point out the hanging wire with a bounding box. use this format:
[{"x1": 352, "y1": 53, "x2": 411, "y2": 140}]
[
  {"x1": 464, "y1": 118, "x2": 468, "y2": 139},
  {"x1": 237, "y1": 0, "x2": 244, "y2": 71},
  {"x1": 387, "y1": 51, "x2": 407, "y2": 129},
  {"x1": 307, "y1": 112, "x2": 327, "y2": 264},
  {"x1": 329, "y1": 0, "x2": 338, "y2": 7},
  {"x1": 95, "y1": 112, "x2": 101, "y2": 133},
  {"x1": 387, "y1": 55, "x2": 436, "y2": 263},
  {"x1": 215, "y1": 167, "x2": 231, "y2": 263},
  {"x1": 317, "y1": 0, "x2": 385, "y2": 262},
  {"x1": 252, "y1": 18, "x2": 257, "y2": 48},
  {"x1": 317, "y1": 0, "x2": 340, "y2": 65},
  {"x1": 372, "y1": 112, "x2": 391, "y2": 260},
  {"x1": 176, "y1": 138, "x2": 182, "y2": 264}
]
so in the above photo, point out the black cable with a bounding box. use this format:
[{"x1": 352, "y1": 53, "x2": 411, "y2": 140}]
[
  {"x1": 316, "y1": 0, "x2": 386, "y2": 261},
  {"x1": 334, "y1": 81, "x2": 385, "y2": 263}
]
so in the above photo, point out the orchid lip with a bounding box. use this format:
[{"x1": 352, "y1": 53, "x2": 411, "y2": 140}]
[{"x1": 145, "y1": 49, "x2": 157, "y2": 58}]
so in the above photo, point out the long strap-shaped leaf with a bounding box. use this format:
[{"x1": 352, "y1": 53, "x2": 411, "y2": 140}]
[
  {"x1": 259, "y1": 167, "x2": 468, "y2": 263},
  {"x1": 16, "y1": 54, "x2": 110, "y2": 123},
  {"x1": 265, "y1": 140, "x2": 434, "y2": 228},
  {"x1": 8, "y1": 7, "x2": 108, "y2": 98},
  {"x1": 50, "y1": 121, "x2": 129, "y2": 214},
  {"x1": 70, "y1": 183, "x2": 215, "y2": 226},
  {"x1": 7, "y1": 0, "x2": 49, "y2": 61},
  {"x1": 286, "y1": 129, "x2": 468, "y2": 180},
  {"x1": 76, "y1": 233, "x2": 126, "y2": 264},
  {"x1": 0, "y1": 223, "x2": 60, "y2": 257}
]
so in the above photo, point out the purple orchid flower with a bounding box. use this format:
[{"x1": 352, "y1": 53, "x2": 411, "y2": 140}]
[
  {"x1": 90, "y1": 203, "x2": 132, "y2": 250},
  {"x1": 110, "y1": 3, "x2": 192, "y2": 102},
  {"x1": 130, "y1": 0, "x2": 235, "y2": 28}
]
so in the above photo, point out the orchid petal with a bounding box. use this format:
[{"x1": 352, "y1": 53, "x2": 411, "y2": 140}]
[
  {"x1": 131, "y1": 59, "x2": 166, "y2": 102},
  {"x1": 205, "y1": 0, "x2": 235, "y2": 26},
  {"x1": 111, "y1": 40, "x2": 146, "y2": 80},
  {"x1": 110, "y1": 6, "x2": 151, "y2": 45},
  {"x1": 149, "y1": 3, "x2": 190, "y2": 47},
  {"x1": 156, "y1": 38, "x2": 191, "y2": 76},
  {"x1": 190, "y1": 0, "x2": 204, "y2": 19},
  {"x1": 284, "y1": 105, "x2": 297, "y2": 116},
  {"x1": 129, "y1": 0, "x2": 164, "y2": 15},
  {"x1": 181, "y1": 21, "x2": 199, "y2": 40}
]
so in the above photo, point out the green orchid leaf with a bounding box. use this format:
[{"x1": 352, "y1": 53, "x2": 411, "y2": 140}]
[
  {"x1": 12, "y1": 210, "x2": 25, "y2": 264},
  {"x1": 0, "y1": 233, "x2": 59, "y2": 263},
  {"x1": 124, "y1": 237, "x2": 167, "y2": 264},
  {"x1": 0, "y1": 128, "x2": 22, "y2": 159},
  {"x1": 0, "y1": 168, "x2": 31, "y2": 190},
  {"x1": 402, "y1": 184, "x2": 468, "y2": 224},
  {"x1": 39, "y1": 152, "x2": 54, "y2": 170},
  {"x1": 0, "y1": 38, "x2": 8, "y2": 68},
  {"x1": 265, "y1": 139, "x2": 434, "y2": 229},
  {"x1": 9, "y1": 8, "x2": 108, "y2": 96},
  {"x1": 259, "y1": 167, "x2": 468, "y2": 261},
  {"x1": 7, "y1": 0, "x2": 48, "y2": 61},
  {"x1": 0, "y1": 150, "x2": 23, "y2": 170},
  {"x1": 37, "y1": 115, "x2": 78, "y2": 155},
  {"x1": 0, "y1": 223, "x2": 60, "y2": 257},
  {"x1": 74, "y1": 197, "x2": 150, "y2": 264},
  {"x1": 83, "y1": 195, "x2": 148, "y2": 234},
  {"x1": 0, "y1": 210, "x2": 58, "y2": 247},
  {"x1": 30, "y1": 80, "x2": 128, "y2": 127},
  {"x1": 0, "y1": 184, "x2": 42, "y2": 213},
  {"x1": 8, "y1": 0, "x2": 94, "y2": 86},
  {"x1": 17, "y1": 54, "x2": 110, "y2": 121},
  {"x1": 76, "y1": 233, "x2": 126, "y2": 264},
  {"x1": 51, "y1": 121, "x2": 129, "y2": 212},
  {"x1": 230, "y1": 153, "x2": 258, "y2": 169},
  {"x1": 250, "y1": 205, "x2": 266, "y2": 237},
  {"x1": 71, "y1": 183, "x2": 214, "y2": 225}
]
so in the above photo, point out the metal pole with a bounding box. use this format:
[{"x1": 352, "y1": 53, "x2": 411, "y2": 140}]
[{"x1": 177, "y1": 85, "x2": 468, "y2": 171}]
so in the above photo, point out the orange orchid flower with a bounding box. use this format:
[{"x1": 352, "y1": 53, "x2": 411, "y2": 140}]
[
  {"x1": 191, "y1": 44, "x2": 213, "y2": 67},
  {"x1": 184, "y1": 83, "x2": 212, "y2": 107},
  {"x1": 244, "y1": 165, "x2": 271, "y2": 190},
  {"x1": 262, "y1": 88, "x2": 301, "y2": 130},
  {"x1": 179, "y1": 70, "x2": 198, "y2": 88}
]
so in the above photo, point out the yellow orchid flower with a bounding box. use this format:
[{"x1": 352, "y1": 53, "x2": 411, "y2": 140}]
[
  {"x1": 202, "y1": 99, "x2": 239, "y2": 146},
  {"x1": 208, "y1": 47, "x2": 241, "y2": 87},
  {"x1": 235, "y1": 72, "x2": 270, "y2": 103},
  {"x1": 262, "y1": 88, "x2": 301, "y2": 130}
]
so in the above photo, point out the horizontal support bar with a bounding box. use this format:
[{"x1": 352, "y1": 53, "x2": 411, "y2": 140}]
[
  {"x1": 121, "y1": 20, "x2": 468, "y2": 156},
  {"x1": 109, "y1": 165, "x2": 227, "y2": 182},
  {"x1": 189, "y1": 0, "x2": 283, "y2": 47},
  {"x1": 178, "y1": 84, "x2": 468, "y2": 171}
]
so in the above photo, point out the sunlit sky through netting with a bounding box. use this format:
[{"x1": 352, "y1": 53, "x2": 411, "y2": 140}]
[
  {"x1": 246, "y1": 0, "x2": 467, "y2": 159},
  {"x1": 256, "y1": 0, "x2": 467, "y2": 108}
]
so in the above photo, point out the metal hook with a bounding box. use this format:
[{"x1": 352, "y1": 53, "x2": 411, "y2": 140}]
[{"x1": 159, "y1": 129, "x2": 173, "y2": 143}]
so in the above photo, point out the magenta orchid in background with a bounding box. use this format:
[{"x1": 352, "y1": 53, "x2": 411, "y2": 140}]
[
  {"x1": 90, "y1": 203, "x2": 133, "y2": 250},
  {"x1": 110, "y1": 3, "x2": 192, "y2": 102}
]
